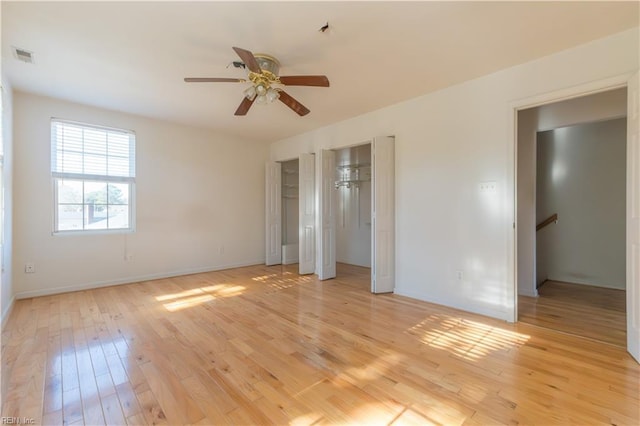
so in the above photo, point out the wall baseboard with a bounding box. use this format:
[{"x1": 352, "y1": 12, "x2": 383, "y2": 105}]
[
  {"x1": 393, "y1": 287, "x2": 510, "y2": 322},
  {"x1": 519, "y1": 287, "x2": 539, "y2": 297},
  {"x1": 545, "y1": 276, "x2": 625, "y2": 290},
  {"x1": 14, "y1": 259, "x2": 264, "y2": 300},
  {"x1": 1, "y1": 295, "x2": 16, "y2": 330}
]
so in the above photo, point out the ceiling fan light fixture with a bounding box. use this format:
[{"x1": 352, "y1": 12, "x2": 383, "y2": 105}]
[
  {"x1": 243, "y1": 85, "x2": 257, "y2": 100},
  {"x1": 255, "y1": 84, "x2": 267, "y2": 96},
  {"x1": 256, "y1": 94, "x2": 268, "y2": 104},
  {"x1": 266, "y1": 88, "x2": 280, "y2": 103}
]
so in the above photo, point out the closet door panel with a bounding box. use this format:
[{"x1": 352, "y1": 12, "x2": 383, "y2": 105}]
[
  {"x1": 372, "y1": 136, "x2": 395, "y2": 293},
  {"x1": 265, "y1": 161, "x2": 282, "y2": 265},
  {"x1": 299, "y1": 153, "x2": 315, "y2": 274},
  {"x1": 318, "y1": 150, "x2": 336, "y2": 280}
]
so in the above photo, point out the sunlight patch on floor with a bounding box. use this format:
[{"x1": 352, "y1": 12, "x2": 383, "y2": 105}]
[
  {"x1": 157, "y1": 283, "x2": 246, "y2": 311},
  {"x1": 163, "y1": 294, "x2": 215, "y2": 312},
  {"x1": 407, "y1": 315, "x2": 530, "y2": 361},
  {"x1": 249, "y1": 271, "x2": 313, "y2": 291},
  {"x1": 155, "y1": 287, "x2": 206, "y2": 302},
  {"x1": 252, "y1": 272, "x2": 293, "y2": 281}
]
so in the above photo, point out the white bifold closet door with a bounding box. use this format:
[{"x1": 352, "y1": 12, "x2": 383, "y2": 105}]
[
  {"x1": 299, "y1": 153, "x2": 316, "y2": 274},
  {"x1": 371, "y1": 136, "x2": 395, "y2": 293},
  {"x1": 265, "y1": 161, "x2": 282, "y2": 266},
  {"x1": 318, "y1": 149, "x2": 337, "y2": 280},
  {"x1": 627, "y1": 70, "x2": 640, "y2": 363}
]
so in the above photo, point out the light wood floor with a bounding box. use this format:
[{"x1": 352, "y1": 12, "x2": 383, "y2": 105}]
[
  {"x1": 518, "y1": 280, "x2": 626, "y2": 347},
  {"x1": 2, "y1": 264, "x2": 638, "y2": 425}
]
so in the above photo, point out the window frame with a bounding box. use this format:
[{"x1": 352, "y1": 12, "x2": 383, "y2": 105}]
[{"x1": 51, "y1": 119, "x2": 136, "y2": 235}]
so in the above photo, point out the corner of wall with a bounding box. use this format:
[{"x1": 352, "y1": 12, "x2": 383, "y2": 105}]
[
  {"x1": 1, "y1": 78, "x2": 15, "y2": 325},
  {"x1": 1, "y1": 295, "x2": 15, "y2": 331}
]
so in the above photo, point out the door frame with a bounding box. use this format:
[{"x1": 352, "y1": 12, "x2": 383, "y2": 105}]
[
  {"x1": 316, "y1": 137, "x2": 395, "y2": 293},
  {"x1": 265, "y1": 156, "x2": 316, "y2": 275},
  {"x1": 510, "y1": 73, "x2": 635, "y2": 355}
]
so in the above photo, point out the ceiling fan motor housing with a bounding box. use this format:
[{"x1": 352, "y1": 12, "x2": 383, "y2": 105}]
[{"x1": 253, "y1": 54, "x2": 280, "y2": 78}]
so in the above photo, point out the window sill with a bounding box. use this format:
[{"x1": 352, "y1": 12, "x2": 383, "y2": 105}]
[{"x1": 52, "y1": 228, "x2": 135, "y2": 237}]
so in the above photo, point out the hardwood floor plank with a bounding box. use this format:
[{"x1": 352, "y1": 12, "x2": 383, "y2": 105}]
[
  {"x1": 181, "y1": 374, "x2": 232, "y2": 425},
  {"x1": 82, "y1": 396, "x2": 106, "y2": 426},
  {"x1": 139, "y1": 361, "x2": 204, "y2": 425},
  {"x1": 100, "y1": 392, "x2": 127, "y2": 426},
  {"x1": 62, "y1": 385, "x2": 83, "y2": 425},
  {"x1": 135, "y1": 388, "x2": 168, "y2": 426},
  {"x1": 115, "y1": 381, "x2": 143, "y2": 419},
  {"x1": 41, "y1": 409, "x2": 63, "y2": 426},
  {"x1": 1, "y1": 264, "x2": 638, "y2": 425}
]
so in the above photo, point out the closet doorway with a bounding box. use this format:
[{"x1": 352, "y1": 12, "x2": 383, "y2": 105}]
[
  {"x1": 318, "y1": 136, "x2": 395, "y2": 293},
  {"x1": 334, "y1": 144, "x2": 372, "y2": 270},
  {"x1": 265, "y1": 154, "x2": 315, "y2": 274}
]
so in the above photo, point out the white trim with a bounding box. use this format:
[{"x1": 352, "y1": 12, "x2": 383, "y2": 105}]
[
  {"x1": 52, "y1": 227, "x2": 135, "y2": 237},
  {"x1": 1, "y1": 295, "x2": 15, "y2": 330},
  {"x1": 394, "y1": 288, "x2": 510, "y2": 322},
  {"x1": 14, "y1": 259, "x2": 264, "y2": 299},
  {"x1": 510, "y1": 74, "x2": 631, "y2": 111},
  {"x1": 509, "y1": 72, "x2": 635, "y2": 323},
  {"x1": 52, "y1": 172, "x2": 135, "y2": 183},
  {"x1": 51, "y1": 117, "x2": 136, "y2": 136}
]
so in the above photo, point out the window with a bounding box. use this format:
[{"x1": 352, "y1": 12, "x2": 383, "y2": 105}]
[{"x1": 51, "y1": 119, "x2": 135, "y2": 233}]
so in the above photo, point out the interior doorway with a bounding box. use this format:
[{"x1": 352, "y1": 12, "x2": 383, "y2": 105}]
[
  {"x1": 281, "y1": 158, "x2": 299, "y2": 265},
  {"x1": 515, "y1": 86, "x2": 631, "y2": 349}
]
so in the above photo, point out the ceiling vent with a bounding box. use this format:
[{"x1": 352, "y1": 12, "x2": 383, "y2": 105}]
[{"x1": 12, "y1": 47, "x2": 34, "y2": 64}]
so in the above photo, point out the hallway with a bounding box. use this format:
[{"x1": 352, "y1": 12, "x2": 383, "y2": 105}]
[{"x1": 519, "y1": 281, "x2": 626, "y2": 347}]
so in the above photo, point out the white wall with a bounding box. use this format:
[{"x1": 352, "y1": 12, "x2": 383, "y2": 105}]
[
  {"x1": 536, "y1": 119, "x2": 626, "y2": 289},
  {"x1": 270, "y1": 28, "x2": 639, "y2": 321},
  {"x1": 1, "y1": 80, "x2": 14, "y2": 324},
  {"x1": 517, "y1": 88, "x2": 627, "y2": 295},
  {"x1": 13, "y1": 92, "x2": 267, "y2": 298}
]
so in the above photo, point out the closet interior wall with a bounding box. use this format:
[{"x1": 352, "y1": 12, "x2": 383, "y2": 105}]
[
  {"x1": 335, "y1": 144, "x2": 372, "y2": 268},
  {"x1": 282, "y1": 158, "x2": 299, "y2": 264}
]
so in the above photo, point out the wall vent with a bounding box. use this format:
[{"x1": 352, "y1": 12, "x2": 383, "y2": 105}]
[{"x1": 12, "y1": 47, "x2": 34, "y2": 64}]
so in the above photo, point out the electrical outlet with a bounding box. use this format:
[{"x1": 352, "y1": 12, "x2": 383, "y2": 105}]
[
  {"x1": 456, "y1": 270, "x2": 464, "y2": 281},
  {"x1": 25, "y1": 263, "x2": 35, "y2": 273},
  {"x1": 479, "y1": 181, "x2": 497, "y2": 193},
  {"x1": 219, "y1": 245, "x2": 225, "y2": 255},
  {"x1": 125, "y1": 254, "x2": 133, "y2": 262}
]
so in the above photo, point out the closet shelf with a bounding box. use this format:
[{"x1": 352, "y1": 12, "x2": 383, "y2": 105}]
[
  {"x1": 335, "y1": 179, "x2": 370, "y2": 189},
  {"x1": 283, "y1": 184, "x2": 298, "y2": 188},
  {"x1": 283, "y1": 195, "x2": 298, "y2": 199},
  {"x1": 336, "y1": 163, "x2": 371, "y2": 171}
]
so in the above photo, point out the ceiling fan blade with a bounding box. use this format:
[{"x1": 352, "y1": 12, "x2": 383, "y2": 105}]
[
  {"x1": 232, "y1": 47, "x2": 262, "y2": 74},
  {"x1": 278, "y1": 90, "x2": 310, "y2": 116},
  {"x1": 234, "y1": 96, "x2": 255, "y2": 116},
  {"x1": 279, "y1": 75, "x2": 330, "y2": 87},
  {"x1": 184, "y1": 77, "x2": 245, "y2": 83}
]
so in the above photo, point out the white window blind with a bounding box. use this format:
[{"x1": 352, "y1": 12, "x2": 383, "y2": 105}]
[
  {"x1": 51, "y1": 119, "x2": 135, "y2": 181},
  {"x1": 51, "y1": 119, "x2": 136, "y2": 233}
]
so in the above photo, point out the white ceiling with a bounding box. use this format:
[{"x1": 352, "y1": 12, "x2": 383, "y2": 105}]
[{"x1": 2, "y1": 1, "x2": 638, "y2": 143}]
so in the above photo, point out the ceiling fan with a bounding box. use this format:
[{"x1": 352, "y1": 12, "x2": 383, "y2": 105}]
[{"x1": 184, "y1": 46, "x2": 330, "y2": 117}]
